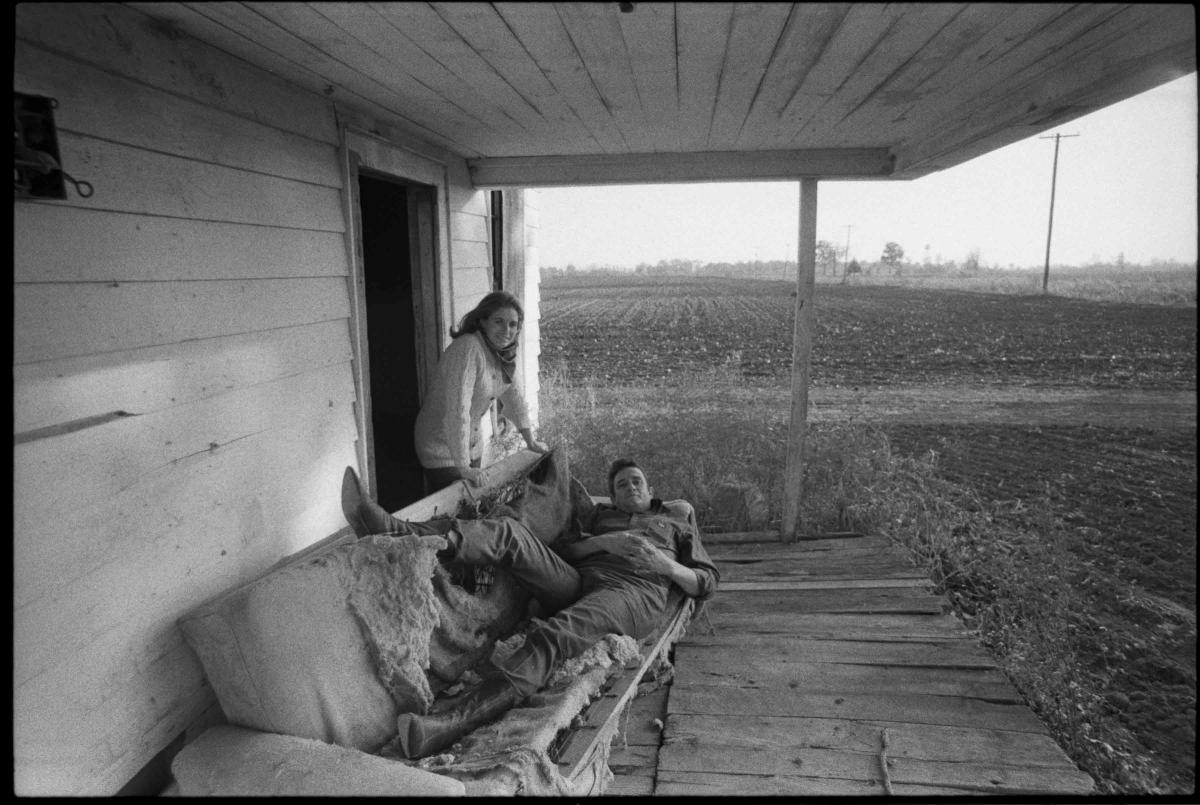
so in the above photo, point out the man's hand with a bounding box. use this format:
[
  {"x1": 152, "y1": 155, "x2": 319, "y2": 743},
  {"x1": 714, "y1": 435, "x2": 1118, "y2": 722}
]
[
  {"x1": 578, "y1": 531, "x2": 704, "y2": 596},
  {"x1": 588, "y1": 532, "x2": 671, "y2": 577}
]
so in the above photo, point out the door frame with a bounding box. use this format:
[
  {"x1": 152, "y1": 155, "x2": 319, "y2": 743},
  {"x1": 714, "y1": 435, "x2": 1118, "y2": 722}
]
[{"x1": 340, "y1": 126, "x2": 451, "y2": 496}]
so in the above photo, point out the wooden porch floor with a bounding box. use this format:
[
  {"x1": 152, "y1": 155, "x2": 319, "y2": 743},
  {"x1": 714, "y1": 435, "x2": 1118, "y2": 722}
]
[{"x1": 605, "y1": 533, "x2": 1096, "y2": 796}]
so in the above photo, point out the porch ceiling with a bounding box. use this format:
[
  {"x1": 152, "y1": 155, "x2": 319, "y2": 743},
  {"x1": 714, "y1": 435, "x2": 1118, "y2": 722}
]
[{"x1": 126, "y1": 2, "x2": 1195, "y2": 186}]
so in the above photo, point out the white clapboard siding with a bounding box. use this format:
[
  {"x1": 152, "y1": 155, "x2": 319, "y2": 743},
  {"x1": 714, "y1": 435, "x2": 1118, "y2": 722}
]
[
  {"x1": 14, "y1": 396, "x2": 359, "y2": 691},
  {"x1": 13, "y1": 40, "x2": 341, "y2": 187},
  {"x1": 16, "y1": 3, "x2": 339, "y2": 145},
  {"x1": 47, "y1": 133, "x2": 344, "y2": 230},
  {"x1": 13, "y1": 206, "x2": 348, "y2": 285},
  {"x1": 452, "y1": 267, "x2": 496, "y2": 314},
  {"x1": 13, "y1": 361, "x2": 359, "y2": 618},
  {"x1": 14, "y1": 401, "x2": 359, "y2": 794},
  {"x1": 14, "y1": 5, "x2": 358, "y2": 795},
  {"x1": 451, "y1": 208, "x2": 491, "y2": 245},
  {"x1": 443, "y1": 161, "x2": 495, "y2": 329},
  {"x1": 14, "y1": 320, "x2": 351, "y2": 435},
  {"x1": 14, "y1": 278, "x2": 349, "y2": 365}
]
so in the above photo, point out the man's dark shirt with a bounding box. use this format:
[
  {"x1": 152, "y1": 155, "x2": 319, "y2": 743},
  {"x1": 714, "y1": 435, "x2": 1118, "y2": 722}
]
[{"x1": 569, "y1": 498, "x2": 720, "y2": 601}]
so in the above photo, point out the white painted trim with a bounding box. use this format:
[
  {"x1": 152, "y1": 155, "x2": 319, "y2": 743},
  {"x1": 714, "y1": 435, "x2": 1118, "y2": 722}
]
[{"x1": 469, "y1": 148, "x2": 895, "y2": 187}]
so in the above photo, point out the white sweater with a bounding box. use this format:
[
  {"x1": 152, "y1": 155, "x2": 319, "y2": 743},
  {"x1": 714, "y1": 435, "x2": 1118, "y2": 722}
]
[{"x1": 413, "y1": 332, "x2": 531, "y2": 470}]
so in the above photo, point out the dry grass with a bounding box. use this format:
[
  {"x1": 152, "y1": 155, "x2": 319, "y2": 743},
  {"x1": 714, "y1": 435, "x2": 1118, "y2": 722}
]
[{"x1": 843, "y1": 266, "x2": 1197, "y2": 306}]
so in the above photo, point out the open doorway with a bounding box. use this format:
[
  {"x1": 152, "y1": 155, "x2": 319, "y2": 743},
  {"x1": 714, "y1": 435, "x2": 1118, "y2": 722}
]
[{"x1": 357, "y1": 171, "x2": 439, "y2": 511}]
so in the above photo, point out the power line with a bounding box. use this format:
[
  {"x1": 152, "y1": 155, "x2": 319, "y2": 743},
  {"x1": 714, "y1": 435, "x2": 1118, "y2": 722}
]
[{"x1": 1039, "y1": 132, "x2": 1079, "y2": 293}]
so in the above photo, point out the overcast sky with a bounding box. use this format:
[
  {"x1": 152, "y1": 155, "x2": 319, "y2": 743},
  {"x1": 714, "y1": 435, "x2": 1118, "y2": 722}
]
[{"x1": 535, "y1": 73, "x2": 1197, "y2": 270}]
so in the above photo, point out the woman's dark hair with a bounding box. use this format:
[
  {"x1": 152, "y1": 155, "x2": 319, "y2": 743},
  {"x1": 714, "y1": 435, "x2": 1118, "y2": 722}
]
[
  {"x1": 450, "y1": 291, "x2": 524, "y2": 338},
  {"x1": 607, "y1": 458, "x2": 642, "y2": 496}
]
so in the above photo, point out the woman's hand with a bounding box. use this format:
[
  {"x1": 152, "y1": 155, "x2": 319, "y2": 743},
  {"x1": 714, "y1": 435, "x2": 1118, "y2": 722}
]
[
  {"x1": 461, "y1": 467, "x2": 488, "y2": 487},
  {"x1": 519, "y1": 428, "x2": 550, "y2": 454}
]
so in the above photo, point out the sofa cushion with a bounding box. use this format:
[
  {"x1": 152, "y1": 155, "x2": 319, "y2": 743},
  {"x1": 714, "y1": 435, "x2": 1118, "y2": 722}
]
[{"x1": 179, "y1": 534, "x2": 444, "y2": 752}]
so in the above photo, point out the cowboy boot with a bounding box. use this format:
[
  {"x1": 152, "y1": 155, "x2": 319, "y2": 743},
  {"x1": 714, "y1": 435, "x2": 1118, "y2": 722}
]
[
  {"x1": 393, "y1": 677, "x2": 522, "y2": 758},
  {"x1": 341, "y1": 467, "x2": 412, "y2": 538}
]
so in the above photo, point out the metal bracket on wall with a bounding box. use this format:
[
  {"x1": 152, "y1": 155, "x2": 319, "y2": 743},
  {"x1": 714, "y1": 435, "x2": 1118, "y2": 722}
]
[{"x1": 14, "y1": 92, "x2": 94, "y2": 199}]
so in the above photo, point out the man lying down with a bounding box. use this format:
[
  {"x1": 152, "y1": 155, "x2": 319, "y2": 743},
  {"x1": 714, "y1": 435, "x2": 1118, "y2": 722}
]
[{"x1": 341, "y1": 457, "x2": 719, "y2": 759}]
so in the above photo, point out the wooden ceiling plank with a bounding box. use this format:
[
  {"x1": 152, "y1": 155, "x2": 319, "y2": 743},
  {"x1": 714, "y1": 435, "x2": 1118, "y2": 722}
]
[
  {"x1": 309, "y1": 3, "x2": 539, "y2": 141},
  {"x1": 553, "y1": 3, "x2": 655, "y2": 153},
  {"x1": 676, "y1": 3, "x2": 736, "y2": 151},
  {"x1": 173, "y1": 2, "x2": 486, "y2": 155},
  {"x1": 35, "y1": 3, "x2": 337, "y2": 146},
  {"x1": 737, "y1": 3, "x2": 852, "y2": 149},
  {"x1": 830, "y1": 3, "x2": 1011, "y2": 141},
  {"x1": 616, "y1": 1, "x2": 682, "y2": 153},
  {"x1": 816, "y1": 3, "x2": 983, "y2": 146},
  {"x1": 896, "y1": 5, "x2": 1196, "y2": 174},
  {"x1": 492, "y1": 2, "x2": 628, "y2": 154},
  {"x1": 888, "y1": 4, "x2": 1129, "y2": 162},
  {"x1": 468, "y1": 148, "x2": 893, "y2": 188},
  {"x1": 706, "y1": 3, "x2": 794, "y2": 150},
  {"x1": 241, "y1": 2, "x2": 516, "y2": 143},
  {"x1": 424, "y1": 2, "x2": 599, "y2": 155},
  {"x1": 776, "y1": 3, "x2": 920, "y2": 147}
]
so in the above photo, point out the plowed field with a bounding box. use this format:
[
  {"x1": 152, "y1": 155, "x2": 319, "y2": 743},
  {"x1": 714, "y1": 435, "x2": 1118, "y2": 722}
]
[{"x1": 539, "y1": 273, "x2": 1196, "y2": 793}]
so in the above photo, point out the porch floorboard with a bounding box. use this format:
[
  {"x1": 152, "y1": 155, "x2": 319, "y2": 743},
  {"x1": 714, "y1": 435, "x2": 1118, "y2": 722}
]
[{"x1": 605, "y1": 532, "x2": 1095, "y2": 796}]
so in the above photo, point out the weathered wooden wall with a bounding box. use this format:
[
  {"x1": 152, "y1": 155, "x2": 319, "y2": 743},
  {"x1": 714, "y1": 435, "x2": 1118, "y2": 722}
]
[{"x1": 12, "y1": 3, "x2": 513, "y2": 794}]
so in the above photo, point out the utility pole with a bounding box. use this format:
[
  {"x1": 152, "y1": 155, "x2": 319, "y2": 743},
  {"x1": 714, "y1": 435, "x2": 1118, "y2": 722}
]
[
  {"x1": 1039, "y1": 132, "x2": 1079, "y2": 293},
  {"x1": 841, "y1": 224, "x2": 853, "y2": 284}
]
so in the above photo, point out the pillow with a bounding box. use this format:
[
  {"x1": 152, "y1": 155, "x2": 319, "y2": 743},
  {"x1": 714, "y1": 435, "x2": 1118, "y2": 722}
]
[{"x1": 179, "y1": 534, "x2": 444, "y2": 752}]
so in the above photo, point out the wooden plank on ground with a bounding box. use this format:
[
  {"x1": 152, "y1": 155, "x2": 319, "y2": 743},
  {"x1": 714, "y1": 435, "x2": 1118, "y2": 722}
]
[
  {"x1": 664, "y1": 714, "x2": 1083, "y2": 769},
  {"x1": 718, "y1": 578, "x2": 930, "y2": 591},
  {"x1": 706, "y1": 587, "x2": 945, "y2": 615},
  {"x1": 654, "y1": 770, "x2": 899, "y2": 796},
  {"x1": 657, "y1": 745, "x2": 1095, "y2": 794},
  {"x1": 700, "y1": 611, "x2": 972, "y2": 639},
  {"x1": 707, "y1": 535, "x2": 895, "y2": 557},
  {"x1": 615, "y1": 687, "x2": 667, "y2": 748},
  {"x1": 673, "y1": 658, "x2": 1019, "y2": 701},
  {"x1": 675, "y1": 635, "x2": 998, "y2": 669},
  {"x1": 703, "y1": 531, "x2": 871, "y2": 545},
  {"x1": 715, "y1": 559, "x2": 927, "y2": 583},
  {"x1": 603, "y1": 773, "x2": 654, "y2": 796},
  {"x1": 669, "y1": 686, "x2": 1048, "y2": 733},
  {"x1": 605, "y1": 744, "x2": 657, "y2": 778}
]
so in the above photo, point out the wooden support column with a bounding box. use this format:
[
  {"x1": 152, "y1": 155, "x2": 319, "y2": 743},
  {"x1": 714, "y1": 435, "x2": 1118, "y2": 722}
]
[{"x1": 781, "y1": 178, "x2": 818, "y2": 542}]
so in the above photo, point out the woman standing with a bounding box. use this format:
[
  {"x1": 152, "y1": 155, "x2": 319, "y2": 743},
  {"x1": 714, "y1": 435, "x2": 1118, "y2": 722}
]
[{"x1": 414, "y1": 291, "x2": 548, "y2": 490}]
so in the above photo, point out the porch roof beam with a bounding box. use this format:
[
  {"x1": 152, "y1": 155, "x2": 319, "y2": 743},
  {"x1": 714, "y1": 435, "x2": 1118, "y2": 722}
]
[{"x1": 468, "y1": 148, "x2": 894, "y2": 188}]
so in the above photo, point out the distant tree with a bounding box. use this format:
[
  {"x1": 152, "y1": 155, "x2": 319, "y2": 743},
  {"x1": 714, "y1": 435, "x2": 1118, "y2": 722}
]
[
  {"x1": 816, "y1": 240, "x2": 839, "y2": 276},
  {"x1": 963, "y1": 248, "x2": 981, "y2": 275},
  {"x1": 881, "y1": 242, "x2": 904, "y2": 276},
  {"x1": 846, "y1": 260, "x2": 862, "y2": 275}
]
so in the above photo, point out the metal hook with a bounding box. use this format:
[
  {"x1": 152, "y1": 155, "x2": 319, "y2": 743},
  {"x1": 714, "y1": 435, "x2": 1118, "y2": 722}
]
[{"x1": 61, "y1": 171, "x2": 94, "y2": 198}]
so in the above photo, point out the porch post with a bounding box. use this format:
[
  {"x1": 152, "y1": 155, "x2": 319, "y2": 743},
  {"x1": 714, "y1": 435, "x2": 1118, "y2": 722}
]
[{"x1": 781, "y1": 178, "x2": 818, "y2": 542}]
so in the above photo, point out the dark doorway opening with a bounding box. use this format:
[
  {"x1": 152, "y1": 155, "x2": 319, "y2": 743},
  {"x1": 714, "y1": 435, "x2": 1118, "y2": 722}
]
[{"x1": 358, "y1": 172, "x2": 431, "y2": 512}]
